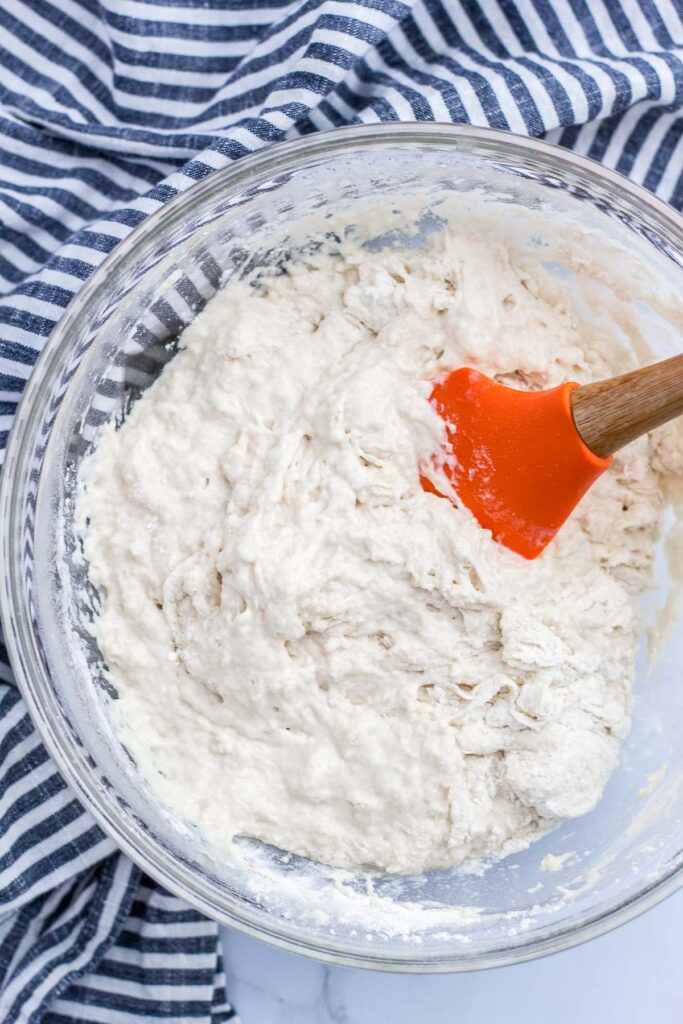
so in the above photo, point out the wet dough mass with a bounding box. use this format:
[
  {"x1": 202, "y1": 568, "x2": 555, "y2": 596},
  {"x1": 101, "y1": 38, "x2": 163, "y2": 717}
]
[{"x1": 81, "y1": 229, "x2": 671, "y2": 873}]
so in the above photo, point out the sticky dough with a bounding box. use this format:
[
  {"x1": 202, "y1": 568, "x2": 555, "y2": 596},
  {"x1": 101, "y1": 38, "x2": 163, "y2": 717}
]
[{"x1": 81, "y1": 229, "x2": 676, "y2": 873}]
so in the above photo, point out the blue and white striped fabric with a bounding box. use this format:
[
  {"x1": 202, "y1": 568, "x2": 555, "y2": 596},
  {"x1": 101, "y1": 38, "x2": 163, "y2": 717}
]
[{"x1": 0, "y1": 1, "x2": 681, "y2": 1020}]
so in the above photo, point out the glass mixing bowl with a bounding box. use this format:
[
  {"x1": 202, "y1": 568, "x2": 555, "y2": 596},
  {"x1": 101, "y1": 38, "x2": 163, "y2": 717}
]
[{"x1": 3, "y1": 124, "x2": 683, "y2": 971}]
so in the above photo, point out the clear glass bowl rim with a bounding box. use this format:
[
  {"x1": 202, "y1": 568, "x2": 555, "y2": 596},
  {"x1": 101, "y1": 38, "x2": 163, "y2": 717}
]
[{"x1": 2, "y1": 122, "x2": 683, "y2": 972}]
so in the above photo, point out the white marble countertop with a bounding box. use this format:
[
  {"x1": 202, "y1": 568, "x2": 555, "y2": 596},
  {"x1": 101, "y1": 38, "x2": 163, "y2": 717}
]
[{"x1": 221, "y1": 885, "x2": 682, "y2": 1023}]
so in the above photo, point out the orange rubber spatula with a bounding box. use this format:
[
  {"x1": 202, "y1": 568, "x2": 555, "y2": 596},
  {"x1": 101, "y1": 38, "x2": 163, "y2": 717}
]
[{"x1": 421, "y1": 353, "x2": 683, "y2": 559}]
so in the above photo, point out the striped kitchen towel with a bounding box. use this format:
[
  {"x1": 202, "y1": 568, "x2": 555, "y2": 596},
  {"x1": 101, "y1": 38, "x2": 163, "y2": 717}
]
[{"x1": 0, "y1": 1, "x2": 682, "y2": 1021}]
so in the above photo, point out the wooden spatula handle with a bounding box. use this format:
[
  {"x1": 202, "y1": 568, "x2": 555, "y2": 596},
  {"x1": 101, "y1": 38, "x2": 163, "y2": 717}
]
[{"x1": 571, "y1": 352, "x2": 683, "y2": 459}]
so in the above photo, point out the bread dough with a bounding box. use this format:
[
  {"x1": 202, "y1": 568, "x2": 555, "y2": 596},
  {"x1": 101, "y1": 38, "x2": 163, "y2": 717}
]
[{"x1": 80, "y1": 229, "x2": 672, "y2": 873}]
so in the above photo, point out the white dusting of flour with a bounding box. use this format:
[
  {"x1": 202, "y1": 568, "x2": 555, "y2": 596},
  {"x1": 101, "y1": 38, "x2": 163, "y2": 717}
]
[
  {"x1": 79, "y1": 227, "x2": 680, "y2": 875},
  {"x1": 540, "y1": 852, "x2": 573, "y2": 873}
]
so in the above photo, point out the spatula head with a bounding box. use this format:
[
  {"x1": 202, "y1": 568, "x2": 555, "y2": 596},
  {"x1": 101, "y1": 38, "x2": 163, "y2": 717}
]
[{"x1": 421, "y1": 368, "x2": 612, "y2": 559}]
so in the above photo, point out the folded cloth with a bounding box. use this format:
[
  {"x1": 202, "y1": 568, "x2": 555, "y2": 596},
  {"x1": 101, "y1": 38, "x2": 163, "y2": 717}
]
[{"x1": 0, "y1": 1, "x2": 681, "y2": 1020}]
